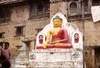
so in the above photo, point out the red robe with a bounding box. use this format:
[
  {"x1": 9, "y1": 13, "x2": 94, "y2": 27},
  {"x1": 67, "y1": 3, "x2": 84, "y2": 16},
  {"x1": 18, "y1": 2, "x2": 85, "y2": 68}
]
[
  {"x1": 52, "y1": 28, "x2": 68, "y2": 43},
  {"x1": 36, "y1": 28, "x2": 72, "y2": 49}
]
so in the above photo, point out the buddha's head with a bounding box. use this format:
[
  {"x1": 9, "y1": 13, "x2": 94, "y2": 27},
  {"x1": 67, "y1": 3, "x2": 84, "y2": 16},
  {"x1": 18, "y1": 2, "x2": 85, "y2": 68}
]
[{"x1": 53, "y1": 16, "x2": 62, "y2": 28}]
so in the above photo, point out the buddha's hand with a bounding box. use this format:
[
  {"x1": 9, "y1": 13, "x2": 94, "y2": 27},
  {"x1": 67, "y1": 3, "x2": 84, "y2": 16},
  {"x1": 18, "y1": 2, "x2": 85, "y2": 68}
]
[
  {"x1": 43, "y1": 43, "x2": 47, "y2": 49},
  {"x1": 55, "y1": 43, "x2": 59, "y2": 46},
  {"x1": 43, "y1": 41, "x2": 49, "y2": 49},
  {"x1": 50, "y1": 41, "x2": 59, "y2": 46}
]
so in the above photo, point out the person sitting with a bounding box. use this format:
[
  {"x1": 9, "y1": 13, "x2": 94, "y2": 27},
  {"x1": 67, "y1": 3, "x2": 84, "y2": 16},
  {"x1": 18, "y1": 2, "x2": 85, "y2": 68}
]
[{"x1": 42, "y1": 16, "x2": 72, "y2": 49}]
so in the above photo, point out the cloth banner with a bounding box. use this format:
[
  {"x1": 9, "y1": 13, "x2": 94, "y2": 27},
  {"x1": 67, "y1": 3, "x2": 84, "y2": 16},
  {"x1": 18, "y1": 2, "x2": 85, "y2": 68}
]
[{"x1": 91, "y1": 6, "x2": 100, "y2": 22}]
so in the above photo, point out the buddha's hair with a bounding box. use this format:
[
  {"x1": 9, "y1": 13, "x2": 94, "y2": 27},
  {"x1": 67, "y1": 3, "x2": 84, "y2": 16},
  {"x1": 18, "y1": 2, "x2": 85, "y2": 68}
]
[{"x1": 53, "y1": 16, "x2": 62, "y2": 21}]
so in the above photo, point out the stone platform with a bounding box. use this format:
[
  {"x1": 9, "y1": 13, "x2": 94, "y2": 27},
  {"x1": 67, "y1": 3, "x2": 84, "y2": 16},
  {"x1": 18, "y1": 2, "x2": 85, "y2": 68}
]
[{"x1": 28, "y1": 49, "x2": 83, "y2": 68}]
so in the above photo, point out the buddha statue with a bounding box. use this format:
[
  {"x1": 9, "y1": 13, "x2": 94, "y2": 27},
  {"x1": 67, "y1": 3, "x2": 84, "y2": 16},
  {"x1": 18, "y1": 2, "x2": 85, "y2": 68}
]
[{"x1": 42, "y1": 16, "x2": 72, "y2": 49}]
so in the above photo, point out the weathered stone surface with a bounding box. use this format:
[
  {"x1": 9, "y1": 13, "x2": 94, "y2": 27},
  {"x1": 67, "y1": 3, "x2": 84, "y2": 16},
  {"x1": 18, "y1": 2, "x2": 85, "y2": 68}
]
[{"x1": 28, "y1": 49, "x2": 83, "y2": 68}]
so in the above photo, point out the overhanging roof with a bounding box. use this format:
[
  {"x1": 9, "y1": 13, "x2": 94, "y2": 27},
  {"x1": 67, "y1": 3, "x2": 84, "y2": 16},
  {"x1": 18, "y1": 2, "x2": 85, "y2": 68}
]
[{"x1": 0, "y1": 0, "x2": 26, "y2": 5}]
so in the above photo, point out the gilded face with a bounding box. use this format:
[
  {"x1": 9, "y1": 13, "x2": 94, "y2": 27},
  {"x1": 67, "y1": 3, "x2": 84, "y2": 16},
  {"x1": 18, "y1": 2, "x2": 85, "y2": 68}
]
[{"x1": 53, "y1": 18, "x2": 62, "y2": 27}]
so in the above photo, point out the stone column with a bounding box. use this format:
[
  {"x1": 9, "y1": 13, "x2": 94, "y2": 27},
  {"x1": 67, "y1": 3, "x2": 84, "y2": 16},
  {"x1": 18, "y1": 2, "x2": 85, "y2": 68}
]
[
  {"x1": 30, "y1": 41, "x2": 35, "y2": 50},
  {"x1": 91, "y1": 48, "x2": 95, "y2": 68},
  {"x1": 78, "y1": 0, "x2": 81, "y2": 14},
  {"x1": 88, "y1": 0, "x2": 92, "y2": 12}
]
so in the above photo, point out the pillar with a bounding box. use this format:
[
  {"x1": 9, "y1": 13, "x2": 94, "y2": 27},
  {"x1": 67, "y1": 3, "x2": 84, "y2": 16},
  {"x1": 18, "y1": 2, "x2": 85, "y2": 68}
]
[
  {"x1": 91, "y1": 48, "x2": 95, "y2": 68},
  {"x1": 88, "y1": 0, "x2": 92, "y2": 12}
]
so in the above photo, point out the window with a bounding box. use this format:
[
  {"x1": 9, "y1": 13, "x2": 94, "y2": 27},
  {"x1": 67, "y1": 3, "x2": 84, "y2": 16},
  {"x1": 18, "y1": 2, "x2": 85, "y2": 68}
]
[
  {"x1": 0, "y1": 7, "x2": 4, "y2": 19},
  {"x1": 0, "y1": 5, "x2": 11, "y2": 21},
  {"x1": 0, "y1": 32, "x2": 5, "y2": 38},
  {"x1": 37, "y1": 2, "x2": 43, "y2": 14},
  {"x1": 92, "y1": 0, "x2": 100, "y2": 6},
  {"x1": 68, "y1": 1, "x2": 91, "y2": 21},
  {"x1": 44, "y1": 1, "x2": 50, "y2": 17},
  {"x1": 70, "y1": 2, "x2": 77, "y2": 13},
  {"x1": 84, "y1": 0, "x2": 88, "y2": 12},
  {"x1": 29, "y1": 0, "x2": 50, "y2": 19},
  {"x1": 15, "y1": 26, "x2": 24, "y2": 36},
  {"x1": 45, "y1": 2, "x2": 49, "y2": 13}
]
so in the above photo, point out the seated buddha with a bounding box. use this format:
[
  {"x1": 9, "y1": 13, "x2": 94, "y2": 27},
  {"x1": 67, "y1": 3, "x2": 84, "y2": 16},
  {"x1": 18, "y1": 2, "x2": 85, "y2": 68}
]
[{"x1": 41, "y1": 16, "x2": 72, "y2": 49}]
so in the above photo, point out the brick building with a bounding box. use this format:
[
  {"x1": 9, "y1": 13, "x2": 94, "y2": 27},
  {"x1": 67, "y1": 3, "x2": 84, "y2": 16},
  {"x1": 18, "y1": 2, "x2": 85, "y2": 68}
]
[{"x1": 0, "y1": 0, "x2": 100, "y2": 68}]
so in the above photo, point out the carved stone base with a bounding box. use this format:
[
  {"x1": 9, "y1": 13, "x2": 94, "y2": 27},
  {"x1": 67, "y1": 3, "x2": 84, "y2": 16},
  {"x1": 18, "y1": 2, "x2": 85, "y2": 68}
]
[{"x1": 29, "y1": 49, "x2": 83, "y2": 68}]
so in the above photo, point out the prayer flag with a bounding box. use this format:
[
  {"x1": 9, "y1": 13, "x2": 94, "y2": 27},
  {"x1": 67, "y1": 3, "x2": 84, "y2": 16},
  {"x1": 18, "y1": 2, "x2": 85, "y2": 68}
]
[{"x1": 91, "y1": 6, "x2": 100, "y2": 22}]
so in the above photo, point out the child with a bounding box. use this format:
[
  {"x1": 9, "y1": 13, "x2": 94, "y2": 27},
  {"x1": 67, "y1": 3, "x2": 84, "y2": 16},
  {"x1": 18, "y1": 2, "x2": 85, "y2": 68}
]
[
  {"x1": 2, "y1": 42, "x2": 11, "y2": 68},
  {"x1": 0, "y1": 46, "x2": 6, "y2": 68}
]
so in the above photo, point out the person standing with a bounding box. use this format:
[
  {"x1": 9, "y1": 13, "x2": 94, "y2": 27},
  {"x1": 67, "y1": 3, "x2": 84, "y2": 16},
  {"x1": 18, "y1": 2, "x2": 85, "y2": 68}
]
[
  {"x1": 0, "y1": 46, "x2": 6, "y2": 68},
  {"x1": 2, "y1": 42, "x2": 11, "y2": 68}
]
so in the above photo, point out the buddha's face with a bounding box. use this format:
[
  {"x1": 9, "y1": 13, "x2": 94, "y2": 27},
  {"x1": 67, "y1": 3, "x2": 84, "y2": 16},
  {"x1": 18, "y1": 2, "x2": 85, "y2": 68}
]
[{"x1": 53, "y1": 18, "x2": 62, "y2": 28}]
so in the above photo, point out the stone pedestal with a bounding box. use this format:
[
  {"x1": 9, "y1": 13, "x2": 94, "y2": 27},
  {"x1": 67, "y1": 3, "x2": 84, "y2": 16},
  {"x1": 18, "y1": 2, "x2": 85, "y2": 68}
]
[
  {"x1": 15, "y1": 44, "x2": 29, "y2": 65},
  {"x1": 29, "y1": 49, "x2": 83, "y2": 68}
]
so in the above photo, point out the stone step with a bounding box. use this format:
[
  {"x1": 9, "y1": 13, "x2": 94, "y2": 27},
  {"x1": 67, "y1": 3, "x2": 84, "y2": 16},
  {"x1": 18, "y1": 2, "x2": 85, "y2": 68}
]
[
  {"x1": 29, "y1": 61, "x2": 83, "y2": 68},
  {"x1": 11, "y1": 64, "x2": 26, "y2": 68}
]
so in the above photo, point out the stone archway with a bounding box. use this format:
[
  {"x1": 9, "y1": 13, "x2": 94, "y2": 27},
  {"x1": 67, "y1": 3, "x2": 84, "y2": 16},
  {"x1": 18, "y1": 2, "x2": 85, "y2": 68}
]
[{"x1": 70, "y1": 2, "x2": 77, "y2": 13}]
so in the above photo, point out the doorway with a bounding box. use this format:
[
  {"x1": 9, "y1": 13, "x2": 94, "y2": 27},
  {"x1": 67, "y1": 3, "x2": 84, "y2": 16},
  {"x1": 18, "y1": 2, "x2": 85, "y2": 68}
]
[
  {"x1": 24, "y1": 41, "x2": 31, "y2": 51},
  {"x1": 95, "y1": 47, "x2": 100, "y2": 68}
]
